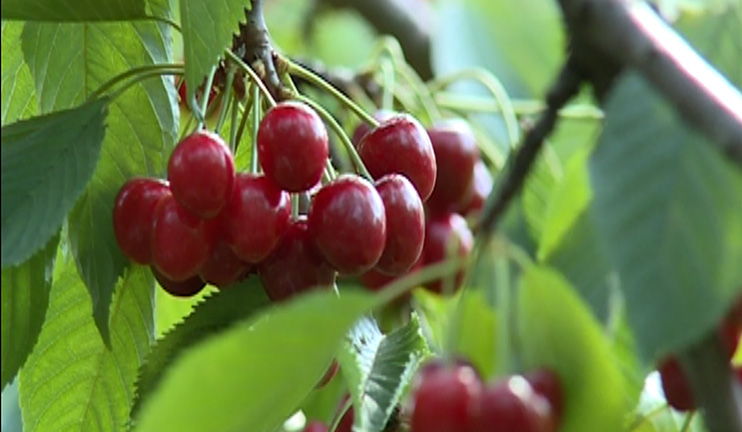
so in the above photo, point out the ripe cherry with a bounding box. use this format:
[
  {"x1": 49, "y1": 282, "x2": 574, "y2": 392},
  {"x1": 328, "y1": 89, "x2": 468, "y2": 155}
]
[
  {"x1": 257, "y1": 101, "x2": 329, "y2": 192},
  {"x1": 658, "y1": 356, "x2": 695, "y2": 411},
  {"x1": 199, "y1": 240, "x2": 251, "y2": 288},
  {"x1": 459, "y1": 160, "x2": 493, "y2": 216},
  {"x1": 316, "y1": 360, "x2": 339, "y2": 389},
  {"x1": 113, "y1": 178, "x2": 170, "y2": 264},
  {"x1": 168, "y1": 131, "x2": 235, "y2": 219},
  {"x1": 358, "y1": 114, "x2": 437, "y2": 200},
  {"x1": 525, "y1": 368, "x2": 564, "y2": 423},
  {"x1": 426, "y1": 119, "x2": 480, "y2": 214},
  {"x1": 374, "y1": 174, "x2": 425, "y2": 275},
  {"x1": 221, "y1": 173, "x2": 291, "y2": 263},
  {"x1": 471, "y1": 376, "x2": 555, "y2": 432},
  {"x1": 409, "y1": 361, "x2": 482, "y2": 432},
  {"x1": 719, "y1": 296, "x2": 742, "y2": 359},
  {"x1": 335, "y1": 395, "x2": 354, "y2": 432},
  {"x1": 308, "y1": 175, "x2": 387, "y2": 275},
  {"x1": 152, "y1": 266, "x2": 206, "y2": 297},
  {"x1": 151, "y1": 194, "x2": 216, "y2": 281},
  {"x1": 423, "y1": 213, "x2": 474, "y2": 294},
  {"x1": 258, "y1": 217, "x2": 336, "y2": 302},
  {"x1": 302, "y1": 421, "x2": 328, "y2": 432},
  {"x1": 351, "y1": 110, "x2": 396, "y2": 146}
]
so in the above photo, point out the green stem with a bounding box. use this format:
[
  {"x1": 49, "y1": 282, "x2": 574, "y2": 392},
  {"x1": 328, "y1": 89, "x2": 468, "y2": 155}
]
[
  {"x1": 328, "y1": 397, "x2": 353, "y2": 432},
  {"x1": 394, "y1": 60, "x2": 441, "y2": 124},
  {"x1": 286, "y1": 59, "x2": 379, "y2": 127},
  {"x1": 198, "y1": 65, "x2": 218, "y2": 128},
  {"x1": 435, "y1": 93, "x2": 605, "y2": 121},
  {"x1": 679, "y1": 412, "x2": 695, "y2": 432},
  {"x1": 214, "y1": 65, "x2": 237, "y2": 134},
  {"x1": 250, "y1": 85, "x2": 261, "y2": 174},
  {"x1": 429, "y1": 68, "x2": 520, "y2": 148},
  {"x1": 295, "y1": 94, "x2": 373, "y2": 181},
  {"x1": 626, "y1": 404, "x2": 669, "y2": 432},
  {"x1": 233, "y1": 90, "x2": 253, "y2": 157},
  {"x1": 225, "y1": 49, "x2": 277, "y2": 107},
  {"x1": 380, "y1": 57, "x2": 395, "y2": 111},
  {"x1": 88, "y1": 64, "x2": 183, "y2": 101},
  {"x1": 373, "y1": 257, "x2": 469, "y2": 308},
  {"x1": 228, "y1": 94, "x2": 240, "y2": 154}
]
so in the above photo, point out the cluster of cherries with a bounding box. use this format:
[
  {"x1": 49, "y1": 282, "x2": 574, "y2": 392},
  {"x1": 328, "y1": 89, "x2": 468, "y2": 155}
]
[
  {"x1": 657, "y1": 297, "x2": 742, "y2": 411},
  {"x1": 353, "y1": 111, "x2": 493, "y2": 294},
  {"x1": 303, "y1": 359, "x2": 564, "y2": 432},
  {"x1": 113, "y1": 100, "x2": 489, "y2": 300}
]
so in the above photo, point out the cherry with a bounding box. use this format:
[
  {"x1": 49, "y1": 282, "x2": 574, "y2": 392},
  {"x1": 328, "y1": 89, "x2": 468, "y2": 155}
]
[
  {"x1": 151, "y1": 194, "x2": 216, "y2": 281},
  {"x1": 176, "y1": 76, "x2": 219, "y2": 110},
  {"x1": 316, "y1": 360, "x2": 339, "y2": 389},
  {"x1": 408, "y1": 361, "x2": 482, "y2": 432},
  {"x1": 308, "y1": 175, "x2": 387, "y2": 275},
  {"x1": 426, "y1": 119, "x2": 480, "y2": 214},
  {"x1": 257, "y1": 101, "x2": 329, "y2": 192},
  {"x1": 113, "y1": 178, "x2": 170, "y2": 264},
  {"x1": 658, "y1": 356, "x2": 695, "y2": 411},
  {"x1": 152, "y1": 266, "x2": 206, "y2": 297},
  {"x1": 374, "y1": 174, "x2": 425, "y2": 275},
  {"x1": 423, "y1": 213, "x2": 474, "y2": 294},
  {"x1": 525, "y1": 368, "x2": 564, "y2": 423},
  {"x1": 168, "y1": 131, "x2": 235, "y2": 219},
  {"x1": 351, "y1": 110, "x2": 396, "y2": 146},
  {"x1": 470, "y1": 376, "x2": 554, "y2": 432},
  {"x1": 719, "y1": 296, "x2": 742, "y2": 359},
  {"x1": 358, "y1": 114, "x2": 437, "y2": 201},
  {"x1": 335, "y1": 395, "x2": 354, "y2": 432},
  {"x1": 221, "y1": 173, "x2": 291, "y2": 263},
  {"x1": 199, "y1": 240, "x2": 251, "y2": 288},
  {"x1": 302, "y1": 421, "x2": 328, "y2": 432},
  {"x1": 459, "y1": 160, "x2": 493, "y2": 216},
  {"x1": 359, "y1": 256, "x2": 422, "y2": 293},
  {"x1": 258, "y1": 217, "x2": 336, "y2": 302}
]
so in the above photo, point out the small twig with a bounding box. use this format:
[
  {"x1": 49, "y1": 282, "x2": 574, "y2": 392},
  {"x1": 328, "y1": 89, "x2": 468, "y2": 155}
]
[{"x1": 477, "y1": 55, "x2": 584, "y2": 237}]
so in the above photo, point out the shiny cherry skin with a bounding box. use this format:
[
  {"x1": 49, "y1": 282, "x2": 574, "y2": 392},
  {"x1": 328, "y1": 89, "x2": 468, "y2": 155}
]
[
  {"x1": 459, "y1": 160, "x2": 493, "y2": 216},
  {"x1": 409, "y1": 361, "x2": 483, "y2": 432},
  {"x1": 374, "y1": 174, "x2": 425, "y2": 275},
  {"x1": 221, "y1": 173, "x2": 291, "y2": 263},
  {"x1": 302, "y1": 421, "x2": 328, "y2": 432},
  {"x1": 257, "y1": 101, "x2": 329, "y2": 192},
  {"x1": 658, "y1": 356, "x2": 695, "y2": 411},
  {"x1": 351, "y1": 110, "x2": 396, "y2": 146},
  {"x1": 258, "y1": 217, "x2": 336, "y2": 302},
  {"x1": 113, "y1": 178, "x2": 170, "y2": 264},
  {"x1": 308, "y1": 175, "x2": 387, "y2": 275},
  {"x1": 358, "y1": 114, "x2": 437, "y2": 201},
  {"x1": 199, "y1": 240, "x2": 251, "y2": 288},
  {"x1": 426, "y1": 119, "x2": 480, "y2": 214},
  {"x1": 423, "y1": 213, "x2": 474, "y2": 294},
  {"x1": 151, "y1": 194, "x2": 217, "y2": 281},
  {"x1": 471, "y1": 376, "x2": 555, "y2": 432},
  {"x1": 152, "y1": 266, "x2": 206, "y2": 297},
  {"x1": 525, "y1": 368, "x2": 564, "y2": 423},
  {"x1": 168, "y1": 131, "x2": 235, "y2": 219}
]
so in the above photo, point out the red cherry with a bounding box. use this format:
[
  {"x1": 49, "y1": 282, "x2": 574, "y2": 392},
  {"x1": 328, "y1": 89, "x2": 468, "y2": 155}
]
[
  {"x1": 152, "y1": 266, "x2": 206, "y2": 297},
  {"x1": 658, "y1": 356, "x2": 695, "y2": 411},
  {"x1": 471, "y1": 376, "x2": 554, "y2": 432},
  {"x1": 409, "y1": 361, "x2": 482, "y2": 432},
  {"x1": 113, "y1": 178, "x2": 170, "y2": 264},
  {"x1": 525, "y1": 368, "x2": 564, "y2": 423},
  {"x1": 302, "y1": 421, "x2": 328, "y2": 432},
  {"x1": 316, "y1": 360, "x2": 339, "y2": 389},
  {"x1": 426, "y1": 120, "x2": 480, "y2": 214},
  {"x1": 221, "y1": 173, "x2": 291, "y2": 263},
  {"x1": 308, "y1": 175, "x2": 387, "y2": 275},
  {"x1": 719, "y1": 296, "x2": 742, "y2": 359},
  {"x1": 151, "y1": 194, "x2": 216, "y2": 281},
  {"x1": 359, "y1": 256, "x2": 422, "y2": 292},
  {"x1": 257, "y1": 101, "x2": 329, "y2": 192},
  {"x1": 422, "y1": 213, "x2": 474, "y2": 294},
  {"x1": 199, "y1": 240, "x2": 251, "y2": 288},
  {"x1": 351, "y1": 110, "x2": 396, "y2": 146},
  {"x1": 168, "y1": 131, "x2": 235, "y2": 219},
  {"x1": 374, "y1": 174, "x2": 425, "y2": 275},
  {"x1": 258, "y1": 217, "x2": 336, "y2": 302},
  {"x1": 459, "y1": 160, "x2": 493, "y2": 216},
  {"x1": 358, "y1": 114, "x2": 437, "y2": 200},
  {"x1": 335, "y1": 395, "x2": 354, "y2": 432}
]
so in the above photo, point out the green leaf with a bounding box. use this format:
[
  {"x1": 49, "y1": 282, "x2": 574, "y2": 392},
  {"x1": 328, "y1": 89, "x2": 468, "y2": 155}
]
[
  {"x1": 589, "y1": 71, "x2": 742, "y2": 359},
  {"x1": 1, "y1": 379, "x2": 23, "y2": 432},
  {"x1": 133, "y1": 277, "x2": 271, "y2": 415},
  {"x1": 1, "y1": 22, "x2": 37, "y2": 125},
  {"x1": 1, "y1": 98, "x2": 108, "y2": 267},
  {"x1": 19, "y1": 259, "x2": 155, "y2": 432},
  {"x1": 339, "y1": 315, "x2": 428, "y2": 432},
  {"x1": 1, "y1": 0, "x2": 148, "y2": 21},
  {"x1": 1, "y1": 235, "x2": 58, "y2": 389},
  {"x1": 180, "y1": 0, "x2": 250, "y2": 105},
  {"x1": 21, "y1": 21, "x2": 178, "y2": 341},
  {"x1": 521, "y1": 145, "x2": 563, "y2": 243},
  {"x1": 133, "y1": 291, "x2": 375, "y2": 432},
  {"x1": 517, "y1": 266, "x2": 634, "y2": 432}
]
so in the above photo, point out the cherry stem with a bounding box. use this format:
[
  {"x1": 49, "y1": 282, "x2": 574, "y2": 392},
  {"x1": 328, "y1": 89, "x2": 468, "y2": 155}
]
[
  {"x1": 435, "y1": 93, "x2": 604, "y2": 121},
  {"x1": 379, "y1": 57, "x2": 395, "y2": 111},
  {"x1": 250, "y1": 85, "x2": 261, "y2": 174},
  {"x1": 89, "y1": 64, "x2": 183, "y2": 101},
  {"x1": 214, "y1": 65, "x2": 237, "y2": 134},
  {"x1": 679, "y1": 412, "x2": 695, "y2": 432},
  {"x1": 626, "y1": 404, "x2": 670, "y2": 432},
  {"x1": 225, "y1": 49, "x2": 277, "y2": 107},
  {"x1": 197, "y1": 65, "x2": 218, "y2": 128},
  {"x1": 232, "y1": 89, "x2": 252, "y2": 156},
  {"x1": 328, "y1": 396, "x2": 353, "y2": 432},
  {"x1": 228, "y1": 94, "x2": 240, "y2": 153},
  {"x1": 372, "y1": 257, "x2": 469, "y2": 308},
  {"x1": 429, "y1": 68, "x2": 520, "y2": 148},
  {"x1": 286, "y1": 59, "x2": 380, "y2": 127},
  {"x1": 294, "y1": 94, "x2": 373, "y2": 181}
]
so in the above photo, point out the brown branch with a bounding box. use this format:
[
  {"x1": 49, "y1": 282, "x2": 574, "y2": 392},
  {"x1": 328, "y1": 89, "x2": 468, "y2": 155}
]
[
  {"x1": 559, "y1": 0, "x2": 742, "y2": 165},
  {"x1": 319, "y1": 0, "x2": 433, "y2": 80}
]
